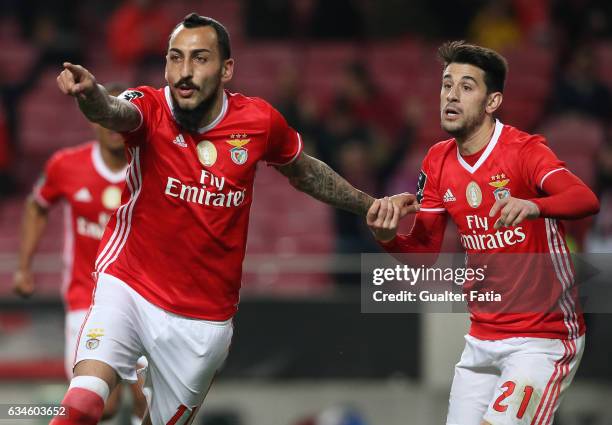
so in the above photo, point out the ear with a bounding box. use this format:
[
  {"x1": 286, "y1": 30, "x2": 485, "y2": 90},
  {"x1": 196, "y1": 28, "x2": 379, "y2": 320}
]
[
  {"x1": 221, "y1": 58, "x2": 234, "y2": 83},
  {"x1": 485, "y1": 92, "x2": 503, "y2": 114}
]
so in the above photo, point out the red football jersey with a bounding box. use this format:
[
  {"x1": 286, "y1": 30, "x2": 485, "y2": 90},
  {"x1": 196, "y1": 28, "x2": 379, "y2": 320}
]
[
  {"x1": 33, "y1": 142, "x2": 127, "y2": 311},
  {"x1": 95, "y1": 86, "x2": 303, "y2": 320},
  {"x1": 418, "y1": 120, "x2": 584, "y2": 340}
]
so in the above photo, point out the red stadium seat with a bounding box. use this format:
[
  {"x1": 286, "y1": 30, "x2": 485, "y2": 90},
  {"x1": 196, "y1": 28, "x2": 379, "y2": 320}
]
[
  {"x1": 0, "y1": 37, "x2": 39, "y2": 84},
  {"x1": 537, "y1": 115, "x2": 604, "y2": 187},
  {"x1": 502, "y1": 43, "x2": 555, "y2": 79},
  {"x1": 19, "y1": 71, "x2": 94, "y2": 155},
  {"x1": 538, "y1": 115, "x2": 604, "y2": 156},
  {"x1": 230, "y1": 42, "x2": 300, "y2": 99}
]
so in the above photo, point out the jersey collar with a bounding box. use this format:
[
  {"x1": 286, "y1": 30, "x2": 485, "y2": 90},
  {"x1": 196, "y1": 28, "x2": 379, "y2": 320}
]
[
  {"x1": 92, "y1": 142, "x2": 128, "y2": 184},
  {"x1": 456, "y1": 119, "x2": 503, "y2": 174},
  {"x1": 164, "y1": 86, "x2": 228, "y2": 134}
]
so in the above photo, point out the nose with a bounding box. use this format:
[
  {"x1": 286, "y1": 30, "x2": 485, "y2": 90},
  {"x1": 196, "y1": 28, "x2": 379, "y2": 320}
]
[
  {"x1": 180, "y1": 59, "x2": 193, "y2": 79},
  {"x1": 446, "y1": 85, "x2": 459, "y2": 103}
]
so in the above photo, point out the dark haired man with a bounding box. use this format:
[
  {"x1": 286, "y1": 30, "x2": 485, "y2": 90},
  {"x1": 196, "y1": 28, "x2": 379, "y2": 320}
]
[
  {"x1": 50, "y1": 13, "x2": 415, "y2": 425},
  {"x1": 368, "y1": 41, "x2": 599, "y2": 424}
]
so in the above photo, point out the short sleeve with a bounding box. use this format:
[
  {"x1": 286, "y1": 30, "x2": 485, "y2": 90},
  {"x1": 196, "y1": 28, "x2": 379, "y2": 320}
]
[
  {"x1": 117, "y1": 86, "x2": 159, "y2": 142},
  {"x1": 520, "y1": 137, "x2": 567, "y2": 192},
  {"x1": 264, "y1": 107, "x2": 303, "y2": 166},
  {"x1": 32, "y1": 153, "x2": 65, "y2": 208},
  {"x1": 416, "y1": 152, "x2": 445, "y2": 213}
]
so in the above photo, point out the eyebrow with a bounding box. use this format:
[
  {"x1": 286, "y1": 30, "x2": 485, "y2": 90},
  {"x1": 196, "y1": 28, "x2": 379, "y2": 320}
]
[
  {"x1": 168, "y1": 48, "x2": 212, "y2": 55},
  {"x1": 443, "y1": 74, "x2": 479, "y2": 85}
]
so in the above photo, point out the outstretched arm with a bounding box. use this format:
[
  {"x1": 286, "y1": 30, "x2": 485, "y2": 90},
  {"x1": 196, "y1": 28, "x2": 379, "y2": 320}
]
[
  {"x1": 276, "y1": 152, "x2": 374, "y2": 215},
  {"x1": 276, "y1": 152, "x2": 418, "y2": 216},
  {"x1": 56, "y1": 62, "x2": 140, "y2": 132}
]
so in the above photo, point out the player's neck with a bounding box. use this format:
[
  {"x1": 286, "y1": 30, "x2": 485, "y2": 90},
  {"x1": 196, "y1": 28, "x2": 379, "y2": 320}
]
[
  {"x1": 100, "y1": 146, "x2": 127, "y2": 172},
  {"x1": 197, "y1": 90, "x2": 225, "y2": 129},
  {"x1": 455, "y1": 117, "x2": 496, "y2": 156}
]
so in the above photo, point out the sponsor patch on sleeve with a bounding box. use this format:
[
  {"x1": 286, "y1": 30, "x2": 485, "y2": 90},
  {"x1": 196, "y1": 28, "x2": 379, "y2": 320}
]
[
  {"x1": 416, "y1": 170, "x2": 427, "y2": 203},
  {"x1": 118, "y1": 90, "x2": 144, "y2": 102}
]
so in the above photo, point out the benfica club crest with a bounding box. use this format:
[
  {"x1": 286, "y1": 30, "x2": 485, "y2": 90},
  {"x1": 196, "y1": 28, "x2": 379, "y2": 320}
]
[
  {"x1": 489, "y1": 173, "x2": 511, "y2": 201},
  {"x1": 227, "y1": 133, "x2": 250, "y2": 165},
  {"x1": 85, "y1": 328, "x2": 104, "y2": 350}
]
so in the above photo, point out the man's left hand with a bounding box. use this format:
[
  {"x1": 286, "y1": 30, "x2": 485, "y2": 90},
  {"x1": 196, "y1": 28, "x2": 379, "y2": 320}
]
[{"x1": 489, "y1": 196, "x2": 540, "y2": 229}]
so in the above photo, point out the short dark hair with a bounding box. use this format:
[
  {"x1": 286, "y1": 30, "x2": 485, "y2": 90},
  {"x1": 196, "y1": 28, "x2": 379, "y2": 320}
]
[
  {"x1": 171, "y1": 13, "x2": 231, "y2": 60},
  {"x1": 437, "y1": 41, "x2": 508, "y2": 93}
]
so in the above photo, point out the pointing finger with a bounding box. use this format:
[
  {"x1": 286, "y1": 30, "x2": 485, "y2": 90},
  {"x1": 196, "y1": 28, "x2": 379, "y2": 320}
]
[{"x1": 489, "y1": 196, "x2": 509, "y2": 218}]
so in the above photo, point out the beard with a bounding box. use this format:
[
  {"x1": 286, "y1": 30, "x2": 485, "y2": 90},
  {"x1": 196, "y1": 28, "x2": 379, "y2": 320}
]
[
  {"x1": 442, "y1": 102, "x2": 487, "y2": 139},
  {"x1": 108, "y1": 145, "x2": 126, "y2": 157},
  {"x1": 171, "y1": 76, "x2": 222, "y2": 133}
]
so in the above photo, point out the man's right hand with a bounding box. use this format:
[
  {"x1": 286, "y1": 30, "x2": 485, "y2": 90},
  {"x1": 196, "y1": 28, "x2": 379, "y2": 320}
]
[
  {"x1": 367, "y1": 197, "x2": 402, "y2": 242},
  {"x1": 390, "y1": 192, "x2": 420, "y2": 217},
  {"x1": 57, "y1": 62, "x2": 98, "y2": 100},
  {"x1": 13, "y1": 270, "x2": 35, "y2": 298}
]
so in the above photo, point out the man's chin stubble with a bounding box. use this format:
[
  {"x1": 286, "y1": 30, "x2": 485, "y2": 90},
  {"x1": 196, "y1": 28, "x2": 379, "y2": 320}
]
[
  {"x1": 172, "y1": 90, "x2": 219, "y2": 133},
  {"x1": 173, "y1": 99, "x2": 209, "y2": 132}
]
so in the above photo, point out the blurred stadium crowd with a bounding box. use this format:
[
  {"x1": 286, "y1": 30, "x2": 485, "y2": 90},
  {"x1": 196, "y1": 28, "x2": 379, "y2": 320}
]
[
  {"x1": 1, "y1": 1, "x2": 612, "y2": 423},
  {"x1": 1, "y1": 1, "x2": 612, "y2": 288}
]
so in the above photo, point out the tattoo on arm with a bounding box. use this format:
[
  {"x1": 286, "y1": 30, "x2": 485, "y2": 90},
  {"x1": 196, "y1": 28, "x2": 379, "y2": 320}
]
[
  {"x1": 77, "y1": 84, "x2": 141, "y2": 132},
  {"x1": 277, "y1": 153, "x2": 374, "y2": 216}
]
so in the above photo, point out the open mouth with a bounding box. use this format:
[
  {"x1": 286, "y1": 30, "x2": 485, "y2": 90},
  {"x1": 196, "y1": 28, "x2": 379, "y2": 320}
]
[
  {"x1": 176, "y1": 83, "x2": 198, "y2": 98},
  {"x1": 444, "y1": 105, "x2": 461, "y2": 119}
]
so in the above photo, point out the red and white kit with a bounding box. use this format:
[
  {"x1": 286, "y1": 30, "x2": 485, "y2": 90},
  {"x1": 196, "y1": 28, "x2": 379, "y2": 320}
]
[
  {"x1": 417, "y1": 120, "x2": 583, "y2": 341},
  {"x1": 76, "y1": 86, "x2": 302, "y2": 423},
  {"x1": 95, "y1": 86, "x2": 302, "y2": 320},
  {"x1": 383, "y1": 120, "x2": 588, "y2": 424},
  {"x1": 33, "y1": 141, "x2": 126, "y2": 376}
]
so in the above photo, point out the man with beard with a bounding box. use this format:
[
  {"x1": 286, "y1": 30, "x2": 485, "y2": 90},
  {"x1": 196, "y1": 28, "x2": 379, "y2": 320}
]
[
  {"x1": 14, "y1": 84, "x2": 147, "y2": 425},
  {"x1": 50, "y1": 13, "x2": 415, "y2": 425},
  {"x1": 367, "y1": 41, "x2": 600, "y2": 424}
]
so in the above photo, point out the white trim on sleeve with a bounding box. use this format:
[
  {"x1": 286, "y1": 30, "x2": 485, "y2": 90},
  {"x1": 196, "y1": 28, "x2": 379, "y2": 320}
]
[
  {"x1": 267, "y1": 132, "x2": 304, "y2": 166},
  {"x1": 129, "y1": 105, "x2": 144, "y2": 133},
  {"x1": 419, "y1": 207, "x2": 446, "y2": 213},
  {"x1": 539, "y1": 167, "x2": 567, "y2": 189},
  {"x1": 118, "y1": 90, "x2": 144, "y2": 133},
  {"x1": 32, "y1": 188, "x2": 51, "y2": 209}
]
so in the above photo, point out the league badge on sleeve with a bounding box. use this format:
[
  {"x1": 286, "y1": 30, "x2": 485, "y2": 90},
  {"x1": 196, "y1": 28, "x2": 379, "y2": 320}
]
[
  {"x1": 489, "y1": 173, "x2": 511, "y2": 201},
  {"x1": 118, "y1": 90, "x2": 144, "y2": 102},
  {"x1": 416, "y1": 170, "x2": 427, "y2": 203},
  {"x1": 226, "y1": 133, "x2": 250, "y2": 165}
]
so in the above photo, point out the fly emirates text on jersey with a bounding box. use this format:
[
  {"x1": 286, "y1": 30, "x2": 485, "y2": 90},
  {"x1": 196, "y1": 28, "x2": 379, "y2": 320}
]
[
  {"x1": 460, "y1": 214, "x2": 526, "y2": 251},
  {"x1": 164, "y1": 169, "x2": 246, "y2": 208}
]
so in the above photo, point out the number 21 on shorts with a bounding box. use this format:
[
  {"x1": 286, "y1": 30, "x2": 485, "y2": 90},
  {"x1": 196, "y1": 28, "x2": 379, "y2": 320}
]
[{"x1": 493, "y1": 381, "x2": 535, "y2": 419}]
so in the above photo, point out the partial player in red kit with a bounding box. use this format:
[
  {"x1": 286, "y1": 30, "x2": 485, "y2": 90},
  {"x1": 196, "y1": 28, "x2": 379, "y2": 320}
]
[
  {"x1": 368, "y1": 42, "x2": 599, "y2": 425},
  {"x1": 50, "y1": 13, "x2": 416, "y2": 425},
  {"x1": 13, "y1": 85, "x2": 147, "y2": 425}
]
